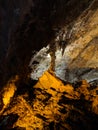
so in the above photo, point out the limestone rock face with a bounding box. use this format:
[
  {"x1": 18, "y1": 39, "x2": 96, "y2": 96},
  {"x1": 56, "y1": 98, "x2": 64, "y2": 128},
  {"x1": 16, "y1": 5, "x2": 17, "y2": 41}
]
[
  {"x1": 0, "y1": 0, "x2": 93, "y2": 86},
  {"x1": 30, "y1": 0, "x2": 98, "y2": 82},
  {"x1": 0, "y1": 0, "x2": 98, "y2": 130}
]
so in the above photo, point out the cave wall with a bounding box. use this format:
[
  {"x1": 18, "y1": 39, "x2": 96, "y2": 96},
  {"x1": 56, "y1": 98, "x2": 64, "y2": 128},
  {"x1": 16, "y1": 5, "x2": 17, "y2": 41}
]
[
  {"x1": 0, "y1": 0, "x2": 33, "y2": 86},
  {"x1": 0, "y1": 0, "x2": 93, "y2": 86},
  {"x1": 0, "y1": 1, "x2": 98, "y2": 129}
]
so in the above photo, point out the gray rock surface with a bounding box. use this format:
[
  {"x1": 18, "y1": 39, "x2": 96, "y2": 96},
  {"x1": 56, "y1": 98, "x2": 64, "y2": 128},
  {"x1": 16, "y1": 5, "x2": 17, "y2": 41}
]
[{"x1": 30, "y1": 1, "x2": 98, "y2": 83}]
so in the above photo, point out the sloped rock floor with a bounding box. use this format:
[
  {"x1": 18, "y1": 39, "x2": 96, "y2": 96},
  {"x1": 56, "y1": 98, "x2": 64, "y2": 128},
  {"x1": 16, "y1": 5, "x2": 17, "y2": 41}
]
[{"x1": 0, "y1": 71, "x2": 98, "y2": 130}]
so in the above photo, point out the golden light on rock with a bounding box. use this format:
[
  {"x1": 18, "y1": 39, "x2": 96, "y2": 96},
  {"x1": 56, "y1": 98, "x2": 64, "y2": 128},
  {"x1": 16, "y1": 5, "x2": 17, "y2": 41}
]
[
  {"x1": 3, "y1": 83, "x2": 16, "y2": 106},
  {"x1": 2, "y1": 76, "x2": 18, "y2": 107},
  {"x1": 0, "y1": 71, "x2": 98, "y2": 129},
  {"x1": 35, "y1": 71, "x2": 74, "y2": 93},
  {"x1": 0, "y1": 1, "x2": 98, "y2": 129}
]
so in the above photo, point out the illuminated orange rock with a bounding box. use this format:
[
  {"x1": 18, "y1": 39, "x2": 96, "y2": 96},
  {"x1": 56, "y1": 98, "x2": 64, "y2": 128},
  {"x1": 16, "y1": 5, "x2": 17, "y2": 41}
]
[{"x1": 0, "y1": 71, "x2": 98, "y2": 129}]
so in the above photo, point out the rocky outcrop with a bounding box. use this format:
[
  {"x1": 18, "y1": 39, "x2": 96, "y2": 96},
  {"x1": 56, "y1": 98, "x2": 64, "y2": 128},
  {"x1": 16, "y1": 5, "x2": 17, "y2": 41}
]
[
  {"x1": 0, "y1": 71, "x2": 98, "y2": 129},
  {"x1": 30, "y1": 0, "x2": 98, "y2": 83},
  {"x1": 0, "y1": 0, "x2": 93, "y2": 86},
  {"x1": 0, "y1": 0, "x2": 98, "y2": 130}
]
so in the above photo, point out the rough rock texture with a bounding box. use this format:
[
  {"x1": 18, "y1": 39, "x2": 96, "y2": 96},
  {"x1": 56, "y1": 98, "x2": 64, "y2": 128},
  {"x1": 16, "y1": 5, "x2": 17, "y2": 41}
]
[
  {"x1": 0, "y1": 0, "x2": 98, "y2": 130},
  {"x1": 0, "y1": 72, "x2": 98, "y2": 129},
  {"x1": 0, "y1": 0, "x2": 92, "y2": 86},
  {"x1": 30, "y1": 0, "x2": 98, "y2": 82}
]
